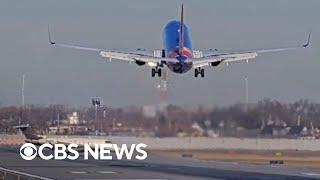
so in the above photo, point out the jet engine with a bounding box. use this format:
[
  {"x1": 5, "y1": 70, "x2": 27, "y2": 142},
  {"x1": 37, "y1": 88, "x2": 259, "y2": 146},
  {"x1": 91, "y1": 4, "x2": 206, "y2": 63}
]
[
  {"x1": 211, "y1": 61, "x2": 222, "y2": 67},
  {"x1": 135, "y1": 60, "x2": 146, "y2": 66}
]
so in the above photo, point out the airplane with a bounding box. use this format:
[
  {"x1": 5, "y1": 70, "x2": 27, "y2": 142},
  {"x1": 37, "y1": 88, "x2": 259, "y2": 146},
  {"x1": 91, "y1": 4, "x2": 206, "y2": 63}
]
[
  {"x1": 14, "y1": 124, "x2": 114, "y2": 151},
  {"x1": 49, "y1": 4, "x2": 311, "y2": 78}
]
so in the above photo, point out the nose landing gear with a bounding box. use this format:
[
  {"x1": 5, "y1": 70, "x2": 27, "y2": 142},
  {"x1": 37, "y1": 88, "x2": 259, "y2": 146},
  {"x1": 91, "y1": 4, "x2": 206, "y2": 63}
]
[{"x1": 195, "y1": 68, "x2": 205, "y2": 78}]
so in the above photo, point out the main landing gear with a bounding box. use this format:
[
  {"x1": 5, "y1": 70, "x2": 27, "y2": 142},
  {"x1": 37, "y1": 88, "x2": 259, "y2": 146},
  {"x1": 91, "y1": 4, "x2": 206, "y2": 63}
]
[
  {"x1": 152, "y1": 67, "x2": 162, "y2": 77},
  {"x1": 195, "y1": 68, "x2": 205, "y2": 78}
]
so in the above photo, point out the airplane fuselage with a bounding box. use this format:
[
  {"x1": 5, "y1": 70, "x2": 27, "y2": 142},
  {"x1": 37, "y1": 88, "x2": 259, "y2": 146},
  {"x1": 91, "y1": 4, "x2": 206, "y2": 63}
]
[{"x1": 163, "y1": 20, "x2": 193, "y2": 73}]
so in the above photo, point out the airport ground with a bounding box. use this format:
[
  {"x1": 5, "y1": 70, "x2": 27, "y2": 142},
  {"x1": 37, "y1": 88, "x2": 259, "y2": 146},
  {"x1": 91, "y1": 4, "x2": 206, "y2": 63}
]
[
  {"x1": 1, "y1": 146, "x2": 320, "y2": 180},
  {"x1": 156, "y1": 149, "x2": 320, "y2": 168}
]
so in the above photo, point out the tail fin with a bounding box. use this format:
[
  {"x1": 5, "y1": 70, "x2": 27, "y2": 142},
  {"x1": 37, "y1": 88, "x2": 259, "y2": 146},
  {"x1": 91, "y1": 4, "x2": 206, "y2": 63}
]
[
  {"x1": 14, "y1": 124, "x2": 41, "y2": 140},
  {"x1": 179, "y1": 4, "x2": 184, "y2": 54}
]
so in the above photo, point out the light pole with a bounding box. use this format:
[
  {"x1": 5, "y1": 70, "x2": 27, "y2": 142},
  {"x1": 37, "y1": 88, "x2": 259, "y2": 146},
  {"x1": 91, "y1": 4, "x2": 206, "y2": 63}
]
[
  {"x1": 244, "y1": 76, "x2": 249, "y2": 104},
  {"x1": 92, "y1": 97, "x2": 101, "y2": 135},
  {"x1": 20, "y1": 74, "x2": 26, "y2": 125},
  {"x1": 103, "y1": 109, "x2": 107, "y2": 133},
  {"x1": 57, "y1": 111, "x2": 60, "y2": 134},
  {"x1": 22, "y1": 74, "x2": 25, "y2": 107}
]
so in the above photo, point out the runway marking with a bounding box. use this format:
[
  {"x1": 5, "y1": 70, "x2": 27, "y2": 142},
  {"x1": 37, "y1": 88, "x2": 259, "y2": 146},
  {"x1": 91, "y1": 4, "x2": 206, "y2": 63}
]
[
  {"x1": 0, "y1": 167, "x2": 54, "y2": 180},
  {"x1": 97, "y1": 171, "x2": 117, "y2": 174},
  {"x1": 302, "y1": 172, "x2": 320, "y2": 176},
  {"x1": 70, "y1": 171, "x2": 87, "y2": 174}
]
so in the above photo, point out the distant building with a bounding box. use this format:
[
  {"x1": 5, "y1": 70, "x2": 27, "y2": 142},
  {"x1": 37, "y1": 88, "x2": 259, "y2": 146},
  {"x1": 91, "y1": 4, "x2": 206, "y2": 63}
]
[
  {"x1": 68, "y1": 112, "x2": 79, "y2": 125},
  {"x1": 288, "y1": 126, "x2": 304, "y2": 136},
  {"x1": 48, "y1": 112, "x2": 88, "y2": 135},
  {"x1": 142, "y1": 106, "x2": 157, "y2": 118},
  {"x1": 261, "y1": 124, "x2": 310, "y2": 138},
  {"x1": 261, "y1": 125, "x2": 290, "y2": 137}
]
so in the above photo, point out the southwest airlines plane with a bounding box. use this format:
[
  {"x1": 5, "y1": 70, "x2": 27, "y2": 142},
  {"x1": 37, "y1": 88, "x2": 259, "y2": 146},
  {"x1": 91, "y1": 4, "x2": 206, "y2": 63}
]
[{"x1": 49, "y1": 4, "x2": 310, "y2": 78}]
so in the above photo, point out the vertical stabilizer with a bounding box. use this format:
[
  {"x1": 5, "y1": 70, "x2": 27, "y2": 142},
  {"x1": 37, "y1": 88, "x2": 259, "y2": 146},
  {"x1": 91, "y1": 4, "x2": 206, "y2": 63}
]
[
  {"x1": 179, "y1": 4, "x2": 184, "y2": 54},
  {"x1": 14, "y1": 124, "x2": 41, "y2": 140}
]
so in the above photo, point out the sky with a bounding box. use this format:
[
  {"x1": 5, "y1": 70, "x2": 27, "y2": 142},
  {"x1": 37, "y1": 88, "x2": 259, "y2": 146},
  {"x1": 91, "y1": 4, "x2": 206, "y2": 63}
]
[{"x1": 0, "y1": 0, "x2": 319, "y2": 107}]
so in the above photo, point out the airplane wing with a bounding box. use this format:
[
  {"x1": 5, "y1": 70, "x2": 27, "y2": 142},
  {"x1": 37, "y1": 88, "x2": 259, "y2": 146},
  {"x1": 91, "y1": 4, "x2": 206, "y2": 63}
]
[
  {"x1": 48, "y1": 27, "x2": 178, "y2": 66},
  {"x1": 189, "y1": 32, "x2": 311, "y2": 68}
]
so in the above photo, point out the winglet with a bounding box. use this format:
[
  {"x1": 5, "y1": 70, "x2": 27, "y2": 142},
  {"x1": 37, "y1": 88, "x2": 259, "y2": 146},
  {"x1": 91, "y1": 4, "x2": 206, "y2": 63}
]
[
  {"x1": 48, "y1": 25, "x2": 56, "y2": 45},
  {"x1": 302, "y1": 30, "x2": 311, "y2": 48}
]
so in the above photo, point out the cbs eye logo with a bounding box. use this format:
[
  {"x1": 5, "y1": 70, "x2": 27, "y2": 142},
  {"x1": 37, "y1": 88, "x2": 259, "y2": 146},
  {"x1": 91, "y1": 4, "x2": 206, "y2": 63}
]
[{"x1": 20, "y1": 143, "x2": 37, "y2": 160}]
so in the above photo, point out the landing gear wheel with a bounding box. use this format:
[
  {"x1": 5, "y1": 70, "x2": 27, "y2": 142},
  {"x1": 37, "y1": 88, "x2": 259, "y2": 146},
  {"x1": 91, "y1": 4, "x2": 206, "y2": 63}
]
[
  {"x1": 152, "y1": 68, "x2": 162, "y2": 77},
  {"x1": 195, "y1": 68, "x2": 204, "y2": 78},
  {"x1": 152, "y1": 68, "x2": 156, "y2": 77},
  {"x1": 200, "y1": 68, "x2": 205, "y2": 78},
  {"x1": 158, "y1": 68, "x2": 162, "y2": 77}
]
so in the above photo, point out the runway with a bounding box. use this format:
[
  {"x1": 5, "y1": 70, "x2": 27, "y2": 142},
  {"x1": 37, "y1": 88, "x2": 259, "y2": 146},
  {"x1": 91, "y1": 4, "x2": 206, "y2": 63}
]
[{"x1": 1, "y1": 147, "x2": 320, "y2": 180}]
